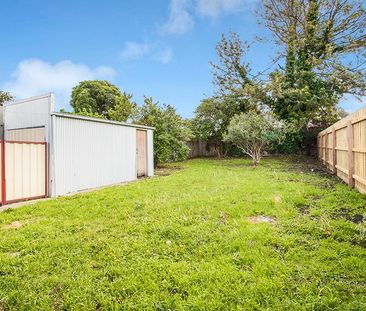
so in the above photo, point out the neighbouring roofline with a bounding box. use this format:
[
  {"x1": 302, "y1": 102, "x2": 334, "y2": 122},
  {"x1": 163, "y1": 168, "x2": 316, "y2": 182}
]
[
  {"x1": 51, "y1": 112, "x2": 155, "y2": 130},
  {"x1": 4, "y1": 93, "x2": 54, "y2": 107}
]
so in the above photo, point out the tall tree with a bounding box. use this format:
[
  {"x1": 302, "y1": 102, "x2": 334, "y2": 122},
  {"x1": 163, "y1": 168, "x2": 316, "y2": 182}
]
[
  {"x1": 262, "y1": 0, "x2": 366, "y2": 127},
  {"x1": 210, "y1": 32, "x2": 263, "y2": 112},
  {"x1": 70, "y1": 80, "x2": 136, "y2": 122},
  {"x1": 192, "y1": 33, "x2": 265, "y2": 157}
]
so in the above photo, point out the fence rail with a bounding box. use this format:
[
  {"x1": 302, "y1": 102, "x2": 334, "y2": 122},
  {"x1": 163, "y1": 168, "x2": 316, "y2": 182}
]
[{"x1": 318, "y1": 106, "x2": 366, "y2": 194}]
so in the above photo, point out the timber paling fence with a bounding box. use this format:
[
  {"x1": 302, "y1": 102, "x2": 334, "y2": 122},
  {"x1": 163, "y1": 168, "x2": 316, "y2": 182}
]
[
  {"x1": 187, "y1": 140, "x2": 217, "y2": 158},
  {"x1": 318, "y1": 106, "x2": 366, "y2": 194}
]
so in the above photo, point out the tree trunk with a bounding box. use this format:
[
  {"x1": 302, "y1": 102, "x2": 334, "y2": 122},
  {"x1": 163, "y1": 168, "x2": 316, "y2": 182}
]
[{"x1": 216, "y1": 144, "x2": 222, "y2": 159}]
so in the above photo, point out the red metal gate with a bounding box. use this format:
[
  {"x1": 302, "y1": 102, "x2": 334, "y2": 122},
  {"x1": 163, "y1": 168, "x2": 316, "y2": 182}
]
[{"x1": 0, "y1": 140, "x2": 48, "y2": 205}]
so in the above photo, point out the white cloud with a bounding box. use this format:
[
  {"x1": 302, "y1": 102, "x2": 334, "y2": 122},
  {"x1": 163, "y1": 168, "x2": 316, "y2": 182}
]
[
  {"x1": 153, "y1": 47, "x2": 173, "y2": 64},
  {"x1": 120, "y1": 41, "x2": 150, "y2": 60},
  {"x1": 2, "y1": 59, "x2": 115, "y2": 108},
  {"x1": 160, "y1": 0, "x2": 256, "y2": 35},
  {"x1": 196, "y1": 0, "x2": 252, "y2": 17},
  {"x1": 160, "y1": 0, "x2": 194, "y2": 35},
  {"x1": 120, "y1": 41, "x2": 173, "y2": 64}
]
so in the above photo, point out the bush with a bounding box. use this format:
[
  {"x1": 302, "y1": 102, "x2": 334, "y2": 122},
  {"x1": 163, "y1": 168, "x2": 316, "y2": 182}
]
[
  {"x1": 223, "y1": 111, "x2": 284, "y2": 165},
  {"x1": 135, "y1": 97, "x2": 192, "y2": 166}
]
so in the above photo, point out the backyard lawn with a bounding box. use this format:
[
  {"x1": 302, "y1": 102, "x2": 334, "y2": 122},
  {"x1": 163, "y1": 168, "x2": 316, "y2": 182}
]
[{"x1": 0, "y1": 157, "x2": 365, "y2": 310}]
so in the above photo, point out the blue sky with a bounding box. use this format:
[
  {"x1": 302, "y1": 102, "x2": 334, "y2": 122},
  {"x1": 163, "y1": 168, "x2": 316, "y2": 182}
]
[{"x1": 0, "y1": 0, "x2": 364, "y2": 118}]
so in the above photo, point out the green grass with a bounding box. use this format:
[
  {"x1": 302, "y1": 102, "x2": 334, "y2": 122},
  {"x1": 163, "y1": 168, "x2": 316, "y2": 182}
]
[{"x1": 0, "y1": 157, "x2": 365, "y2": 310}]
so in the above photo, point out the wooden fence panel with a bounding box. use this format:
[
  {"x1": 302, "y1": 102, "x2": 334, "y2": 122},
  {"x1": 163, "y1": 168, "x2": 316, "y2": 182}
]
[
  {"x1": 187, "y1": 140, "x2": 217, "y2": 158},
  {"x1": 353, "y1": 116, "x2": 366, "y2": 193},
  {"x1": 318, "y1": 106, "x2": 366, "y2": 194},
  {"x1": 4, "y1": 142, "x2": 46, "y2": 203},
  {"x1": 336, "y1": 126, "x2": 349, "y2": 183}
]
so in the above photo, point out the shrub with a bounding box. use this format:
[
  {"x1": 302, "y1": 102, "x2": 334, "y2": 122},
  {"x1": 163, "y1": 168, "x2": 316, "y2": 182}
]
[{"x1": 223, "y1": 111, "x2": 284, "y2": 165}]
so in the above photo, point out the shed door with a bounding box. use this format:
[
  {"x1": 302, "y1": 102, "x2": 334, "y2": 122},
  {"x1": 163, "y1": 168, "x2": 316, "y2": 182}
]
[{"x1": 136, "y1": 130, "x2": 147, "y2": 177}]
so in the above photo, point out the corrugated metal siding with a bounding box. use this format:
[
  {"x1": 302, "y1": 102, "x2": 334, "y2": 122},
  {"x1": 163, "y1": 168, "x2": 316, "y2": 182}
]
[
  {"x1": 147, "y1": 130, "x2": 154, "y2": 176},
  {"x1": 53, "y1": 116, "x2": 138, "y2": 196},
  {"x1": 7, "y1": 127, "x2": 45, "y2": 142},
  {"x1": 4, "y1": 94, "x2": 53, "y2": 143}
]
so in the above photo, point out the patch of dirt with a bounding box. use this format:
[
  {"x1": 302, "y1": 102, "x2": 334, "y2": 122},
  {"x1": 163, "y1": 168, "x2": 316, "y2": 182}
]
[
  {"x1": 334, "y1": 208, "x2": 365, "y2": 224},
  {"x1": 155, "y1": 165, "x2": 184, "y2": 176},
  {"x1": 353, "y1": 214, "x2": 364, "y2": 224},
  {"x1": 272, "y1": 195, "x2": 282, "y2": 204},
  {"x1": 296, "y1": 203, "x2": 311, "y2": 215},
  {"x1": 3, "y1": 221, "x2": 22, "y2": 229},
  {"x1": 245, "y1": 216, "x2": 276, "y2": 224},
  {"x1": 5, "y1": 252, "x2": 20, "y2": 258}
]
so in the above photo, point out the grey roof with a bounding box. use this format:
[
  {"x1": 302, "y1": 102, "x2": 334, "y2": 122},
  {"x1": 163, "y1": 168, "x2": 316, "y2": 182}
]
[{"x1": 51, "y1": 112, "x2": 155, "y2": 130}]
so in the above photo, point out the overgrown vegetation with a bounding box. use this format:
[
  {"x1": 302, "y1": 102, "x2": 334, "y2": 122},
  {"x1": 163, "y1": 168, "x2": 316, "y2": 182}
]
[
  {"x1": 0, "y1": 158, "x2": 365, "y2": 310},
  {"x1": 191, "y1": 0, "x2": 366, "y2": 156},
  {"x1": 135, "y1": 97, "x2": 192, "y2": 166}
]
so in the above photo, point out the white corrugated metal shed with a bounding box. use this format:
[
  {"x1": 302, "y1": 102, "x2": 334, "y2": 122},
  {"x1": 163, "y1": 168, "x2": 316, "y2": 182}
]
[{"x1": 3, "y1": 93, "x2": 154, "y2": 198}]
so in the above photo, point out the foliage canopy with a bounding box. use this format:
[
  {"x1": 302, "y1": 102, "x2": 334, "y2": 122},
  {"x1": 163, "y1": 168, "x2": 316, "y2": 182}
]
[
  {"x1": 224, "y1": 111, "x2": 284, "y2": 165},
  {"x1": 0, "y1": 91, "x2": 14, "y2": 105},
  {"x1": 70, "y1": 80, "x2": 136, "y2": 122},
  {"x1": 136, "y1": 97, "x2": 192, "y2": 165}
]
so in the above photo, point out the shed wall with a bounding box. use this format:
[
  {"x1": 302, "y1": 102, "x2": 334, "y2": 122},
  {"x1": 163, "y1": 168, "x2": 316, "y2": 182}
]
[
  {"x1": 52, "y1": 116, "x2": 138, "y2": 196},
  {"x1": 3, "y1": 94, "x2": 54, "y2": 143}
]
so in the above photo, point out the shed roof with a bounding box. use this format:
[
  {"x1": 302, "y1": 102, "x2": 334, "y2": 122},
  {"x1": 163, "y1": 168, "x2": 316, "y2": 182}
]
[{"x1": 51, "y1": 112, "x2": 155, "y2": 130}]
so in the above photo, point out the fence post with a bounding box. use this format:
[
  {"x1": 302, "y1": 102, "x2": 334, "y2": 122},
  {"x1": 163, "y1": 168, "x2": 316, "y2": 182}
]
[
  {"x1": 322, "y1": 135, "x2": 326, "y2": 165},
  {"x1": 332, "y1": 128, "x2": 337, "y2": 174},
  {"x1": 347, "y1": 120, "x2": 355, "y2": 188},
  {"x1": 1, "y1": 141, "x2": 6, "y2": 206},
  {"x1": 325, "y1": 133, "x2": 329, "y2": 165}
]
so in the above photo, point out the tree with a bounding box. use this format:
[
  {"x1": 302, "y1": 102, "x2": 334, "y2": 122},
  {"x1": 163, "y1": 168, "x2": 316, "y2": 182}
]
[
  {"x1": 261, "y1": 0, "x2": 366, "y2": 127},
  {"x1": 256, "y1": 0, "x2": 366, "y2": 154},
  {"x1": 70, "y1": 80, "x2": 136, "y2": 121},
  {"x1": 191, "y1": 95, "x2": 247, "y2": 157},
  {"x1": 136, "y1": 97, "x2": 192, "y2": 166},
  {"x1": 0, "y1": 91, "x2": 14, "y2": 105},
  {"x1": 191, "y1": 33, "x2": 265, "y2": 158},
  {"x1": 210, "y1": 32, "x2": 261, "y2": 112},
  {"x1": 223, "y1": 111, "x2": 284, "y2": 165}
]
